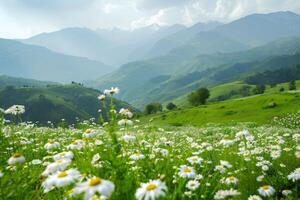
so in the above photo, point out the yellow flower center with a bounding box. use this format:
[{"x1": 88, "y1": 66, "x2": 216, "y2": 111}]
[
  {"x1": 56, "y1": 159, "x2": 63, "y2": 163},
  {"x1": 57, "y1": 171, "x2": 68, "y2": 178},
  {"x1": 85, "y1": 129, "x2": 92, "y2": 134},
  {"x1": 183, "y1": 167, "x2": 191, "y2": 173},
  {"x1": 146, "y1": 183, "x2": 157, "y2": 191},
  {"x1": 262, "y1": 185, "x2": 269, "y2": 190},
  {"x1": 13, "y1": 153, "x2": 22, "y2": 158},
  {"x1": 91, "y1": 195, "x2": 100, "y2": 200},
  {"x1": 229, "y1": 176, "x2": 235, "y2": 181},
  {"x1": 192, "y1": 157, "x2": 198, "y2": 161},
  {"x1": 48, "y1": 140, "x2": 54, "y2": 144},
  {"x1": 89, "y1": 177, "x2": 102, "y2": 186}
]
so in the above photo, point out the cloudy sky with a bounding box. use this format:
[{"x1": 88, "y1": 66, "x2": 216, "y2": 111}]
[{"x1": 1, "y1": 0, "x2": 300, "y2": 39}]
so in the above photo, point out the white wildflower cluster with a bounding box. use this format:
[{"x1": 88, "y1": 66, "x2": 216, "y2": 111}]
[
  {"x1": 4, "y1": 105, "x2": 25, "y2": 115},
  {"x1": 1, "y1": 87, "x2": 299, "y2": 200}
]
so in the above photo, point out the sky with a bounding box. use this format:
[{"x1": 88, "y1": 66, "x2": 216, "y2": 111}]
[{"x1": 0, "y1": 0, "x2": 300, "y2": 39}]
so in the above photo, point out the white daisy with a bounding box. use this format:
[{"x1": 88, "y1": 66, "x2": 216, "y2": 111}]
[
  {"x1": 224, "y1": 176, "x2": 238, "y2": 185},
  {"x1": 135, "y1": 179, "x2": 167, "y2": 200},
  {"x1": 42, "y1": 168, "x2": 81, "y2": 193},
  {"x1": 31, "y1": 159, "x2": 42, "y2": 165},
  {"x1": 44, "y1": 140, "x2": 60, "y2": 150},
  {"x1": 187, "y1": 156, "x2": 203, "y2": 165},
  {"x1": 7, "y1": 153, "x2": 25, "y2": 165},
  {"x1": 73, "y1": 177, "x2": 115, "y2": 200},
  {"x1": 214, "y1": 188, "x2": 240, "y2": 199},
  {"x1": 178, "y1": 165, "x2": 196, "y2": 179},
  {"x1": 287, "y1": 167, "x2": 300, "y2": 182},
  {"x1": 98, "y1": 95, "x2": 106, "y2": 101},
  {"x1": 83, "y1": 129, "x2": 96, "y2": 138},
  {"x1": 186, "y1": 180, "x2": 200, "y2": 191},
  {"x1": 53, "y1": 151, "x2": 74, "y2": 161},
  {"x1": 282, "y1": 189, "x2": 292, "y2": 196},
  {"x1": 5, "y1": 105, "x2": 25, "y2": 115},
  {"x1": 248, "y1": 195, "x2": 262, "y2": 200},
  {"x1": 119, "y1": 108, "x2": 133, "y2": 118},
  {"x1": 67, "y1": 140, "x2": 85, "y2": 150},
  {"x1": 130, "y1": 153, "x2": 145, "y2": 160},
  {"x1": 258, "y1": 185, "x2": 275, "y2": 197},
  {"x1": 118, "y1": 119, "x2": 133, "y2": 126},
  {"x1": 42, "y1": 159, "x2": 71, "y2": 176}
]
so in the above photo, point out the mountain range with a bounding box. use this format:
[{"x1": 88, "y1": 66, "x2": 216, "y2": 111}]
[
  {"x1": 1, "y1": 11, "x2": 300, "y2": 109},
  {"x1": 22, "y1": 24, "x2": 187, "y2": 66},
  {"x1": 0, "y1": 39, "x2": 112, "y2": 83}
]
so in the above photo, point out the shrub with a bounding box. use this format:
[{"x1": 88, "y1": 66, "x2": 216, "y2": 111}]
[
  {"x1": 188, "y1": 88, "x2": 210, "y2": 106},
  {"x1": 289, "y1": 80, "x2": 296, "y2": 90},
  {"x1": 166, "y1": 102, "x2": 177, "y2": 110},
  {"x1": 253, "y1": 84, "x2": 266, "y2": 94},
  {"x1": 279, "y1": 87, "x2": 285, "y2": 92},
  {"x1": 144, "y1": 102, "x2": 162, "y2": 115}
]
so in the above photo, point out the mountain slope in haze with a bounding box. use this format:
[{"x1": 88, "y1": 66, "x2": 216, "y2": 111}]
[
  {"x1": 147, "y1": 22, "x2": 222, "y2": 58},
  {"x1": 214, "y1": 11, "x2": 300, "y2": 47},
  {"x1": 0, "y1": 75, "x2": 58, "y2": 89},
  {"x1": 0, "y1": 39, "x2": 112, "y2": 83},
  {"x1": 90, "y1": 37, "x2": 300, "y2": 108},
  {"x1": 169, "y1": 31, "x2": 249, "y2": 58},
  {"x1": 146, "y1": 11, "x2": 300, "y2": 58},
  {"x1": 132, "y1": 39, "x2": 300, "y2": 107},
  {"x1": 22, "y1": 25, "x2": 185, "y2": 66},
  {"x1": 0, "y1": 84, "x2": 136, "y2": 125}
]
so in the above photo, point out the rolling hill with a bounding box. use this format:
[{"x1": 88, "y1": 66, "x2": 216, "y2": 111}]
[
  {"x1": 0, "y1": 39, "x2": 112, "y2": 83},
  {"x1": 0, "y1": 84, "x2": 136, "y2": 125},
  {"x1": 143, "y1": 90, "x2": 300, "y2": 127},
  {"x1": 90, "y1": 37, "x2": 300, "y2": 108},
  {"x1": 0, "y1": 75, "x2": 58, "y2": 89}
]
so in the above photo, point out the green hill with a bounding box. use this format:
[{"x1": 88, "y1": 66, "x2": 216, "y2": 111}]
[
  {"x1": 173, "y1": 80, "x2": 300, "y2": 107},
  {"x1": 144, "y1": 90, "x2": 300, "y2": 127},
  {"x1": 0, "y1": 84, "x2": 136, "y2": 125},
  {"x1": 91, "y1": 37, "x2": 300, "y2": 109},
  {"x1": 0, "y1": 75, "x2": 58, "y2": 89}
]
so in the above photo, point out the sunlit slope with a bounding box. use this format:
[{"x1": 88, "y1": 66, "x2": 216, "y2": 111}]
[{"x1": 144, "y1": 91, "x2": 300, "y2": 126}]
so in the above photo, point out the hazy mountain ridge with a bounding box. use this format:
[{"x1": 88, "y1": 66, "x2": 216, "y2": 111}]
[
  {"x1": 0, "y1": 75, "x2": 58, "y2": 89},
  {"x1": 0, "y1": 39, "x2": 112, "y2": 83},
  {"x1": 90, "y1": 12, "x2": 300, "y2": 103},
  {"x1": 22, "y1": 24, "x2": 186, "y2": 66},
  {"x1": 214, "y1": 11, "x2": 300, "y2": 46}
]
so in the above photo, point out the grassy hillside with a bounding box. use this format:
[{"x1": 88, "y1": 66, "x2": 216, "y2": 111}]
[
  {"x1": 144, "y1": 91, "x2": 300, "y2": 127},
  {"x1": 0, "y1": 75, "x2": 58, "y2": 89},
  {"x1": 172, "y1": 80, "x2": 300, "y2": 107},
  {"x1": 0, "y1": 84, "x2": 135, "y2": 125}
]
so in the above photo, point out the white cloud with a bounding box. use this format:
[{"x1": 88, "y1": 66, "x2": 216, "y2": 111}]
[
  {"x1": 131, "y1": 9, "x2": 168, "y2": 29},
  {"x1": 0, "y1": 0, "x2": 300, "y2": 38}
]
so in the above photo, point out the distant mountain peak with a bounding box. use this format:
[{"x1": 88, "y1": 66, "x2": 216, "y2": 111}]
[{"x1": 148, "y1": 23, "x2": 162, "y2": 31}]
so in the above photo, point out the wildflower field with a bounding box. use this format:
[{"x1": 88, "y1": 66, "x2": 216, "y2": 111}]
[{"x1": 0, "y1": 89, "x2": 299, "y2": 200}]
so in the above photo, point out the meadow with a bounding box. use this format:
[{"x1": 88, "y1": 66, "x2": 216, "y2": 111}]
[{"x1": 0, "y1": 89, "x2": 299, "y2": 200}]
